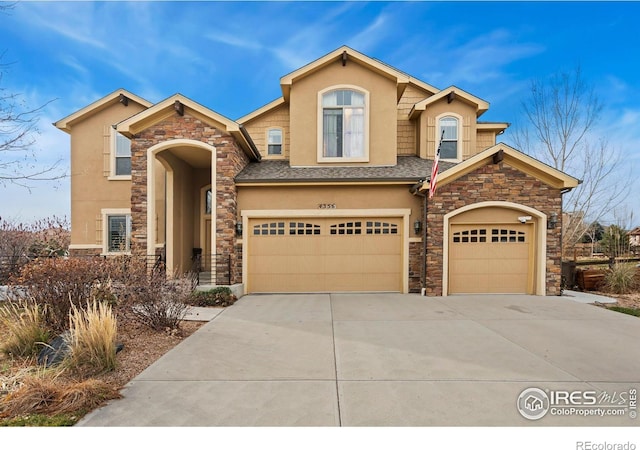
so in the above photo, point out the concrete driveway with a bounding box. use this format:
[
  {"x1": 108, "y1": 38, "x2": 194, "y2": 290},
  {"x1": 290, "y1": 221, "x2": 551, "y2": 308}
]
[{"x1": 78, "y1": 293, "x2": 640, "y2": 426}]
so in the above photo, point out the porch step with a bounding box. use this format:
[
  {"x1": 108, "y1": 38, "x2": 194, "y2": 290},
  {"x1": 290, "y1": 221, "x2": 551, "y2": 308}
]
[{"x1": 198, "y1": 271, "x2": 213, "y2": 285}]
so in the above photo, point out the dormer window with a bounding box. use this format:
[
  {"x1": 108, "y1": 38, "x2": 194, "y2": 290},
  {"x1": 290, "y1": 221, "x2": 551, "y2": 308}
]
[
  {"x1": 438, "y1": 116, "x2": 459, "y2": 160},
  {"x1": 319, "y1": 87, "x2": 368, "y2": 162},
  {"x1": 267, "y1": 128, "x2": 283, "y2": 155}
]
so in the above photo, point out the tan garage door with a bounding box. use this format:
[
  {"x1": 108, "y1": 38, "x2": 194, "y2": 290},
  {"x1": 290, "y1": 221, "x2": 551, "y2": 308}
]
[
  {"x1": 449, "y1": 224, "x2": 533, "y2": 294},
  {"x1": 248, "y1": 218, "x2": 402, "y2": 293}
]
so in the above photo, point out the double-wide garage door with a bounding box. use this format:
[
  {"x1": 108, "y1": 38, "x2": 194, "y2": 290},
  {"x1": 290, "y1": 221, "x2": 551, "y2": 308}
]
[
  {"x1": 448, "y1": 223, "x2": 533, "y2": 294},
  {"x1": 247, "y1": 217, "x2": 402, "y2": 293}
]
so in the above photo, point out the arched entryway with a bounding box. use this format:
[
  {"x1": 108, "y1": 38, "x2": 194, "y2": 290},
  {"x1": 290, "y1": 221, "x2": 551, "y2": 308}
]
[
  {"x1": 443, "y1": 201, "x2": 547, "y2": 295},
  {"x1": 147, "y1": 139, "x2": 216, "y2": 276}
]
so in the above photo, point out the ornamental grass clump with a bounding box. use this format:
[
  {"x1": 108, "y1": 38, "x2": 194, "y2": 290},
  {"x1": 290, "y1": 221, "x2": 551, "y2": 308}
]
[
  {"x1": 0, "y1": 301, "x2": 49, "y2": 357},
  {"x1": 67, "y1": 301, "x2": 118, "y2": 373},
  {"x1": 604, "y1": 263, "x2": 639, "y2": 295}
]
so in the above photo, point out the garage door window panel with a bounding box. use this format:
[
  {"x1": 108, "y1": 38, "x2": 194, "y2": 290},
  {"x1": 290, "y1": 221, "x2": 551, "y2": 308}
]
[
  {"x1": 330, "y1": 221, "x2": 362, "y2": 235},
  {"x1": 366, "y1": 221, "x2": 398, "y2": 235},
  {"x1": 491, "y1": 228, "x2": 526, "y2": 243},
  {"x1": 253, "y1": 222, "x2": 285, "y2": 236}
]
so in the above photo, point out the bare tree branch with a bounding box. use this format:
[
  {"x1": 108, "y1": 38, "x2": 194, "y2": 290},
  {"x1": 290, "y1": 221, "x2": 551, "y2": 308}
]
[
  {"x1": 510, "y1": 67, "x2": 632, "y2": 254},
  {"x1": 0, "y1": 53, "x2": 66, "y2": 188}
]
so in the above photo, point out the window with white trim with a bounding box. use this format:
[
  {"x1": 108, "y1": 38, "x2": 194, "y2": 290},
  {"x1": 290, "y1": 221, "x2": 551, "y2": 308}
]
[
  {"x1": 321, "y1": 89, "x2": 366, "y2": 159},
  {"x1": 267, "y1": 128, "x2": 282, "y2": 155},
  {"x1": 438, "y1": 116, "x2": 459, "y2": 160},
  {"x1": 112, "y1": 129, "x2": 132, "y2": 176},
  {"x1": 107, "y1": 214, "x2": 131, "y2": 252}
]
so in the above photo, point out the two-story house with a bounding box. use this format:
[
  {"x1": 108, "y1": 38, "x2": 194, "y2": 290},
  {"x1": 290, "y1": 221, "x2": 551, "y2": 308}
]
[{"x1": 55, "y1": 46, "x2": 579, "y2": 297}]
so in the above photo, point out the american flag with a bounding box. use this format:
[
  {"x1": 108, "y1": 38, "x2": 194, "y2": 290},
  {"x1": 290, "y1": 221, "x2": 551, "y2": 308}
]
[{"x1": 429, "y1": 130, "x2": 445, "y2": 199}]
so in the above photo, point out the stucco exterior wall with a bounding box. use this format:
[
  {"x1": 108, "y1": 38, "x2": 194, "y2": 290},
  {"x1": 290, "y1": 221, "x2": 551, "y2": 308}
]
[
  {"x1": 425, "y1": 162, "x2": 563, "y2": 296},
  {"x1": 289, "y1": 60, "x2": 398, "y2": 167},
  {"x1": 68, "y1": 101, "x2": 147, "y2": 249}
]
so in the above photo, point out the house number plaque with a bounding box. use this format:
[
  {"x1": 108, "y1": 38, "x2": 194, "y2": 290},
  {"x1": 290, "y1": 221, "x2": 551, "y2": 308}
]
[{"x1": 318, "y1": 203, "x2": 336, "y2": 209}]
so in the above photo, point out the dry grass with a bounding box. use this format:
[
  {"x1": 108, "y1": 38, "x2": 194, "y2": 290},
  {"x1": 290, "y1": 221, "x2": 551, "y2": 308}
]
[
  {"x1": 0, "y1": 374, "x2": 120, "y2": 418},
  {"x1": 0, "y1": 301, "x2": 49, "y2": 357},
  {"x1": 0, "y1": 312, "x2": 203, "y2": 424},
  {"x1": 67, "y1": 301, "x2": 117, "y2": 373}
]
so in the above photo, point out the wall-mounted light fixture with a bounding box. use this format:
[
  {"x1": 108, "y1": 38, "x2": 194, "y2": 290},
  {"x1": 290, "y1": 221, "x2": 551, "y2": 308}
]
[
  {"x1": 547, "y1": 212, "x2": 559, "y2": 229},
  {"x1": 414, "y1": 220, "x2": 422, "y2": 235},
  {"x1": 235, "y1": 222, "x2": 243, "y2": 236}
]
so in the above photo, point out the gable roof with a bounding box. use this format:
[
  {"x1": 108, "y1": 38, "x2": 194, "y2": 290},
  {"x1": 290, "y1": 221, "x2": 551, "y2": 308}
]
[
  {"x1": 280, "y1": 46, "x2": 416, "y2": 102},
  {"x1": 420, "y1": 143, "x2": 581, "y2": 192},
  {"x1": 238, "y1": 47, "x2": 442, "y2": 125},
  {"x1": 54, "y1": 88, "x2": 152, "y2": 133},
  {"x1": 409, "y1": 86, "x2": 490, "y2": 119},
  {"x1": 115, "y1": 94, "x2": 261, "y2": 160},
  {"x1": 237, "y1": 97, "x2": 286, "y2": 124}
]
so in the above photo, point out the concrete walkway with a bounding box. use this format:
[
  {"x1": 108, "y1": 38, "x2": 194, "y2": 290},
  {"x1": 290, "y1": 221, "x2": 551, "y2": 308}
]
[{"x1": 78, "y1": 293, "x2": 640, "y2": 426}]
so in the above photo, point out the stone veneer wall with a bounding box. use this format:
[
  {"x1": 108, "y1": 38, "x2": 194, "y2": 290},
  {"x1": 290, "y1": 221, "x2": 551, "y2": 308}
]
[
  {"x1": 68, "y1": 247, "x2": 102, "y2": 257},
  {"x1": 408, "y1": 241, "x2": 423, "y2": 293},
  {"x1": 426, "y1": 162, "x2": 563, "y2": 296},
  {"x1": 130, "y1": 112, "x2": 250, "y2": 284}
]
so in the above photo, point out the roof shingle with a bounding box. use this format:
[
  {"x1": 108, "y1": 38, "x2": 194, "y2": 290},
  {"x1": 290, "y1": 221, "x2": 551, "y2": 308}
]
[{"x1": 235, "y1": 156, "x2": 455, "y2": 183}]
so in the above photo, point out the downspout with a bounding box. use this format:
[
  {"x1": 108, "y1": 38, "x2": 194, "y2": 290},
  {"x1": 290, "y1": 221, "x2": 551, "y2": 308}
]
[{"x1": 411, "y1": 180, "x2": 428, "y2": 296}]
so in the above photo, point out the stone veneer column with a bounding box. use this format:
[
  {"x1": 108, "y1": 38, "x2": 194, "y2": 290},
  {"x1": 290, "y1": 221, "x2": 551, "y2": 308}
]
[{"x1": 129, "y1": 113, "x2": 250, "y2": 281}]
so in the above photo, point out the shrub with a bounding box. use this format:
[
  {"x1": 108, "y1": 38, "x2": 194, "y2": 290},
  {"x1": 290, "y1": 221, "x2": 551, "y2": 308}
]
[
  {"x1": 120, "y1": 272, "x2": 191, "y2": 331},
  {"x1": 11, "y1": 258, "x2": 113, "y2": 332},
  {"x1": 0, "y1": 301, "x2": 49, "y2": 357},
  {"x1": 188, "y1": 287, "x2": 237, "y2": 307},
  {"x1": 0, "y1": 216, "x2": 70, "y2": 284},
  {"x1": 66, "y1": 301, "x2": 118, "y2": 373},
  {"x1": 603, "y1": 263, "x2": 639, "y2": 295}
]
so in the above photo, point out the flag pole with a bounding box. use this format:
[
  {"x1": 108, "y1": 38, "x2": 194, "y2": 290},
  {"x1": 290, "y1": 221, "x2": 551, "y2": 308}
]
[{"x1": 422, "y1": 129, "x2": 445, "y2": 296}]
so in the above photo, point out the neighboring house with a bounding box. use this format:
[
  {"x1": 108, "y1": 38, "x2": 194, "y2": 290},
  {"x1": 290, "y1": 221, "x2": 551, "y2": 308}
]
[
  {"x1": 630, "y1": 227, "x2": 640, "y2": 248},
  {"x1": 54, "y1": 46, "x2": 579, "y2": 296}
]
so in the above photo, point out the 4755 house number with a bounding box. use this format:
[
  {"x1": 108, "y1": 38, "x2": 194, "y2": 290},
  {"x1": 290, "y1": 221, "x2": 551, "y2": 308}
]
[{"x1": 318, "y1": 203, "x2": 336, "y2": 209}]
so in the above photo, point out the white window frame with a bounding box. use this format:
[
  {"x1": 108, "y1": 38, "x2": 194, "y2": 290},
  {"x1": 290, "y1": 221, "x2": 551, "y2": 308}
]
[
  {"x1": 102, "y1": 208, "x2": 132, "y2": 254},
  {"x1": 109, "y1": 128, "x2": 132, "y2": 180},
  {"x1": 317, "y1": 85, "x2": 369, "y2": 163},
  {"x1": 436, "y1": 113, "x2": 462, "y2": 162},
  {"x1": 266, "y1": 127, "x2": 284, "y2": 158}
]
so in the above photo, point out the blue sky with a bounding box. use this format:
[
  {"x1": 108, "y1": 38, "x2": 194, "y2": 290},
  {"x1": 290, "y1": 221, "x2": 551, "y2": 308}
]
[{"x1": 1, "y1": 1, "x2": 639, "y2": 226}]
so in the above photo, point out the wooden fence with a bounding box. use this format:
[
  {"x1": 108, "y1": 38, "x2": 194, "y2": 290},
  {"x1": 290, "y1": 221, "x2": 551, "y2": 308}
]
[{"x1": 562, "y1": 257, "x2": 640, "y2": 291}]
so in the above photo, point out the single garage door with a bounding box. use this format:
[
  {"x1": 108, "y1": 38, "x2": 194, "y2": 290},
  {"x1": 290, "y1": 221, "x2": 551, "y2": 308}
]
[
  {"x1": 449, "y1": 223, "x2": 533, "y2": 294},
  {"x1": 247, "y1": 217, "x2": 402, "y2": 293}
]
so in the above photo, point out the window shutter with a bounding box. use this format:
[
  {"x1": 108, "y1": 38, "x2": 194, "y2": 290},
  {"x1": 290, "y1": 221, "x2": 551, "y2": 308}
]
[
  {"x1": 103, "y1": 125, "x2": 111, "y2": 177},
  {"x1": 96, "y1": 214, "x2": 103, "y2": 245}
]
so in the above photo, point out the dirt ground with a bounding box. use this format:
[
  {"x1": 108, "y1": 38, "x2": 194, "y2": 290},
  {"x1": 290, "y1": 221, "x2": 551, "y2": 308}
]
[{"x1": 593, "y1": 291, "x2": 640, "y2": 309}]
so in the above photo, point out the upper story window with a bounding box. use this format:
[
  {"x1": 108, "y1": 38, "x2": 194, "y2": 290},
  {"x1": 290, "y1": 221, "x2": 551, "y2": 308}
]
[
  {"x1": 320, "y1": 88, "x2": 368, "y2": 161},
  {"x1": 438, "y1": 116, "x2": 459, "y2": 160},
  {"x1": 267, "y1": 128, "x2": 283, "y2": 156},
  {"x1": 112, "y1": 129, "x2": 132, "y2": 176}
]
